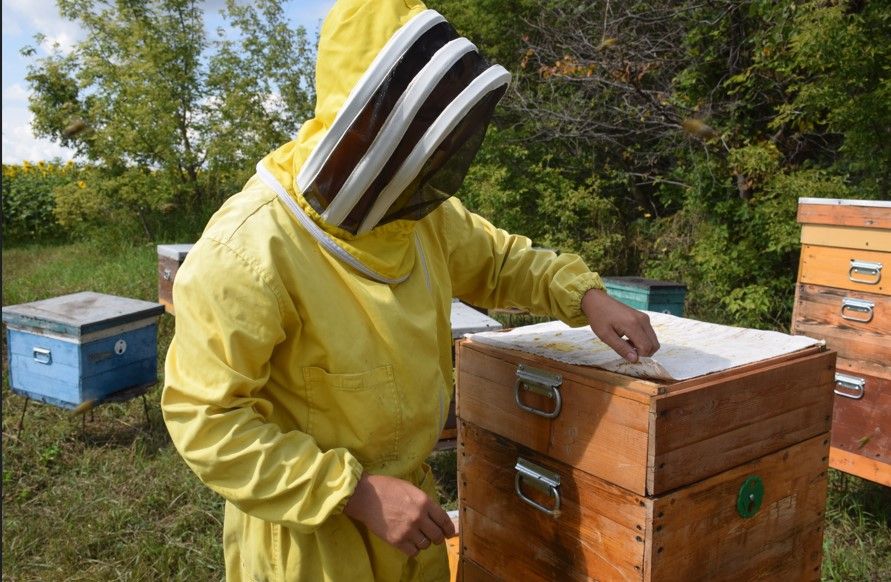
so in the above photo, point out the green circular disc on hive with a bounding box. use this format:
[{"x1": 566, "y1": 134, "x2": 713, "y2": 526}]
[{"x1": 737, "y1": 475, "x2": 764, "y2": 518}]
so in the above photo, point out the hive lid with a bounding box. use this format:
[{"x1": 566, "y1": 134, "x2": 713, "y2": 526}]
[
  {"x1": 797, "y1": 197, "x2": 891, "y2": 228},
  {"x1": 602, "y1": 276, "x2": 687, "y2": 291},
  {"x1": 467, "y1": 311, "x2": 823, "y2": 381},
  {"x1": 157, "y1": 243, "x2": 195, "y2": 260},
  {"x1": 2, "y1": 292, "x2": 165, "y2": 338}
]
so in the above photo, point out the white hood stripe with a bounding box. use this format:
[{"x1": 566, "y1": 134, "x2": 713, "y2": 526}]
[{"x1": 258, "y1": 162, "x2": 411, "y2": 285}]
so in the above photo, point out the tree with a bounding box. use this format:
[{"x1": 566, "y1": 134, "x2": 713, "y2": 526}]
[{"x1": 23, "y1": 0, "x2": 315, "y2": 239}]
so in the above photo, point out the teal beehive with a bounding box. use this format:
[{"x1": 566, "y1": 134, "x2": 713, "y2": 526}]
[
  {"x1": 2, "y1": 292, "x2": 165, "y2": 409},
  {"x1": 602, "y1": 276, "x2": 687, "y2": 316}
]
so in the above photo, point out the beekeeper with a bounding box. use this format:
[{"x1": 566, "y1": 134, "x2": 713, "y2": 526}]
[{"x1": 161, "y1": 0, "x2": 660, "y2": 580}]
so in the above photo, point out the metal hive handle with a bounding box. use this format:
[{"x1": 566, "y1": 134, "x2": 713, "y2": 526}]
[{"x1": 514, "y1": 364, "x2": 563, "y2": 419}]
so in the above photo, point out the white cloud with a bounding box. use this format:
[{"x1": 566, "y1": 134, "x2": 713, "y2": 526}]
[
  {"x1": 3, "y1": 83, "x2": 30, "y2": 104},
  {"x1": 2, "y1": 0, "x2": 83, "y2": 51},
  {"x1": 2, "y1": 105, "x2": 75, "y2": 164}
]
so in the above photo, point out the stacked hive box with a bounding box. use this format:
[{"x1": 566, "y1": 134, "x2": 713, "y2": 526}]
[
  {"x1": 2, "y1": 292, "x2": 164, "y2": 409},
  {"x1": 602, "y1": 277, "x2": 687, "y2": 317},
  {"x1": 791, "y1": 197, "x2": 890, "y2": 487},
  {"x1": 455, "y1": 330, "x2": 836, "y2": 581},
  {"x1": 157, "y1": 243, "x2": 194, "y2": 316}
]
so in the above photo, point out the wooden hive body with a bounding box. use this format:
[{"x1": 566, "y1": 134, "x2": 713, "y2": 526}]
[
  {"x1": 157, "y1": 243, "x2": 194, "y2": 316},
  {"x1": 2, "y1": 292, "x2": 164, "y2": 409},
  {"x1": 456, "y1": 334, "x2": 835, "y2": 581},
  {"x1": 792, "y1": 198, "x2": 891, "y2": 486}
]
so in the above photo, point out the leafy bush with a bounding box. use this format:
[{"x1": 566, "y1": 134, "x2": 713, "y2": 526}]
[
  {"x1": 2, "y1": 161, "x2": 78, "y2": 243},
  {"x1": 53, "y1": 167, "x2": 178, "y2": 243}
]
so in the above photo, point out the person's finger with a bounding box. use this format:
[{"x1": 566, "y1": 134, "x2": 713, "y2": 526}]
[
  {"x1": 622, "y1": 323, "x2": 656, "y2": 358},
  {"x1": 422, "y1": 505, "x2": 454, "y2": 543},
  {"x1": 397, "y1": 540, "x2": 420, "y2": 556},
  {"x1": 593, "y1": 326, "x2": 639, "y2": 362}
]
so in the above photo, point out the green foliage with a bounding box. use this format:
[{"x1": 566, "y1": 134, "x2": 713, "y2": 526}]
[
  {"x1": 427, "y1": 0, "x2": 539, "y2": 69},
  {"x1": 464, "y1": 0, "x2": 890, "y2": 329},
  {"x1": 52, "y1": 166, "x2": 178, "y2": 242},
  {"x1": 22, "y1": 0, "x2": 315, "y2": 240},
  {"x1": 822, "y1": 470, "x2": 891, "y2": 581},
  {"x1": 463, "y1": 129, "x2": 625, "y2": 273},
  {"x1": 2, "y1": 161, "x2": 78, "y2": 243},
  {"x1": 203, "y1": 0, "x2": 316, "y2": 188}
]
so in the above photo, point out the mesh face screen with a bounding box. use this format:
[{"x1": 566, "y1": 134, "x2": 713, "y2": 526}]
[
  {"x1": 302, "y1": 21, "x2": 459, "y2": 216},
  {"x1": 339, "y1": 51, "x2": 495, "y2": 233},
  {"x1": 377, "y1": 85, "x2": 506, "y2": 226}
]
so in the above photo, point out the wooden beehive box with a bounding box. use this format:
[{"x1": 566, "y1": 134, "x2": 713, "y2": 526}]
[
  {"x1": 2, "y1": 292, "x2": 164, "y2": 409},
  {"x1": 157, "y1": 243, "x2": 194, "y2": 315},
  {"x1": 791, "y1": 197, "x2": 890, "y2": 486},
  {"x1": 603, "y1": 277, "x2": 687, "y2": 316},
  {"x1": 455, "y1": 317, "x2": 835, "y2": 581}
]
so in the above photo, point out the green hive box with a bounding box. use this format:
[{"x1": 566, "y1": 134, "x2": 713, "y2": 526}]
[{"x1": 602, "y1": 276, "x2": 687, "y2": 316}]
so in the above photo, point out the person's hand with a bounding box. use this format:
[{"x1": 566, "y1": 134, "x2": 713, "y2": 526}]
[
  {"x1": 343, "y1": 473, "x2": 456, "y2": 556},
  {"x1": 581, "y1": 288, "x2": 660, "y2": 363}
]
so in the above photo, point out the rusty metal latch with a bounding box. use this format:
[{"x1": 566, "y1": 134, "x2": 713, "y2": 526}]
[
  {"x1": 514, "y1": 457, "x2": 561, "y2": 517},
  {"x1": 514, "y1": 364, "x2": 563, "y2": 419}
]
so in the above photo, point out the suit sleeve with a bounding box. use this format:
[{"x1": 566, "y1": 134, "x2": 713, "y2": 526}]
[
  {"x1": 160, "y1": 238, "x2": 362, "y2": 532},
  {"x1": 441, "y1": 199, "x2": 604, "y2": 327}
]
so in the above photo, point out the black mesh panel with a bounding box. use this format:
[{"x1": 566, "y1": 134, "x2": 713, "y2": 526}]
[
  {"x1": 339, "y1": 50, "x2": 493, "y2": 233},
  {"x1": 379, "y1": 85, "x2": 506, "y2": 225}
]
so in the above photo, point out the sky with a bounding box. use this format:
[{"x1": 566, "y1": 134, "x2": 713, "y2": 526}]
[{"x1": 1, "y1": 0, "x2": 336, "y2": 164}]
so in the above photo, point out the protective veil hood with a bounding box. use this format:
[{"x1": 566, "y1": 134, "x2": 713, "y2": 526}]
[{"x1": 262, "y1": 0, "x2": 509, "y2": 245}]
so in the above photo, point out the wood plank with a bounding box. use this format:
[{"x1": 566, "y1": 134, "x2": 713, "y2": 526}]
[
  {"x1": 458, "y1": 558, "x2": 497, "y2": 582},
  {"x1": 663, "y1": 345, "x2": 824, "y2": 396},
  {"x1": 461, "y1": 340, "x2": 663, "y2": 400},
  {"x1": 797, "y1": 201, "x2": 891, "y2": 229},
  {"x1": 836, "y1": 357, "x2": 891, "y2": 382},
  {"x1": 792, "y1": 284, "x2": 891, "y2": 336},
  {"x1": 798, "y1": 244, "x2": 890, "y2": 295},
  {"x1": 447, "y1": 535, "x2": 460, "y2": 582},
  {"x1": 829, "y1": 446, "x2": 891, "y2": 487},
  {"x1": 457, "y1": 343, "x2": 651, "y2": 495},
  {"x1": 459, "y1": 422, "x2": 646, "y2": 581},
  {"x1": 647, "y1": 434, "x2": 829, "y2": 582},
  {"x1": 648, "y1": 350, "x2": 835, "y2": 494},
  {"x1": 793, "y1": 320, "x2": 891, "y2": 378},
  {"x1": 800, "y1": 224, "x2": 891, "y2": 252},
  {"x1": 828, "y1": 367, "x2": 891, "y2": 465}
]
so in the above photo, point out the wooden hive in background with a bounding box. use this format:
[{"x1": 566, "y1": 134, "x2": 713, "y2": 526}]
[
  {"x1": 792, "y1": 197, "x2": 891, "y2": 487},
  {"x1": 157, "y1": 243, "x2": 194, "y2": 316}
]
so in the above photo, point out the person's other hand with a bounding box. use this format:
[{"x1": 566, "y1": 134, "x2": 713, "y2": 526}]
[
  {"x1": 581, "y1": 288, "x2": 660, "y2": 363},
  {"x1": 343, "y1": 473, "x2": 456, "y2": 556}
]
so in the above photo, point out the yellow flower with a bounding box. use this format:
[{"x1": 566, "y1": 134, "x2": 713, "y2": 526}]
[{"x1": 78, "y1": 180, "x2": 87, "y2": 189}]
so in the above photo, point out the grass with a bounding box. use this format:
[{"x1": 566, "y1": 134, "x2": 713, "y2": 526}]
[{"x1": 2, "y1": 240, "x2": 890, "y2": 580}]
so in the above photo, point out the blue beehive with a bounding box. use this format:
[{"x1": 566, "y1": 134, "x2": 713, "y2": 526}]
[
  {"x1": 2, "y1": 292, "x2": 165, "y2": 409},
  {"x1": 602, "y1": 276, "x2": 687, "y2": 316}
]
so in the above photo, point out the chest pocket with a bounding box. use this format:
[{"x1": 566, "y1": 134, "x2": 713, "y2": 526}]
[{"x1": 302, "y1": 365, "x2": 402, "y2": 468}]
